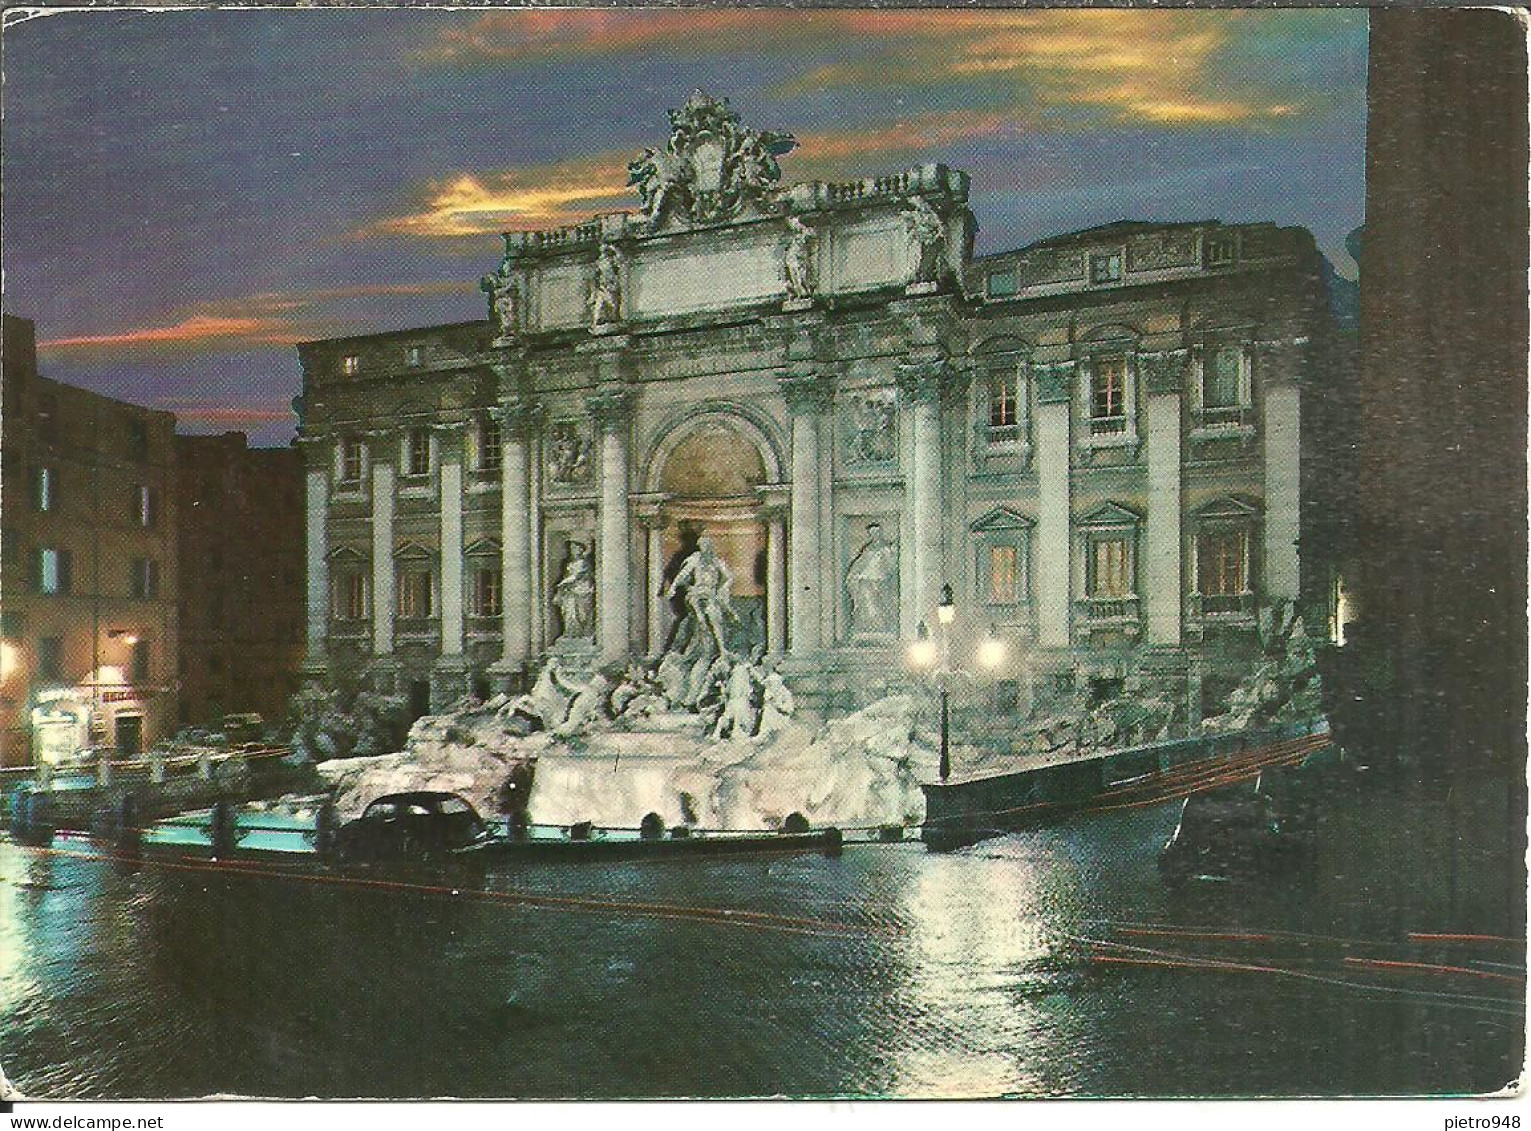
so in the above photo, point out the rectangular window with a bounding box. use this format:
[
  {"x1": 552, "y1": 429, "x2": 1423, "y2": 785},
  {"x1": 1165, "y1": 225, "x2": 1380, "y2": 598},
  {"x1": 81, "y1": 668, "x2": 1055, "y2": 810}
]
[
  {"x1": 1198, "y1": 531, "x2": 1248, "y2": 597},
  {"x1": 37, "y1": 394, "x2": 59, "y2": 444},
  {"x1": 332, "y1": 572, "x2": 366, "y2": 620},
  {"x1": 472, "y1": 568, "x2": 502, "y2": 618},
  {"x1": 406, "y1": 346, "x2": 422, "y2": 367},
  {"x1": 479, "y1": 418, "x2": 502, "y2": 473},
  {"x1": 33, "y1": 466, "x2": 56, "y2": 512},
  {"x1": 988, "y1": 544, "x2": 1021, "y2": 605},
  {"x1": 35, "y1": 547, "x2": 71, "y2": 595},
  {"x1": 127, "y1": 418, "x2": 150, "y2": 462},
  {"x1": 1087, "y1": 537, "x2": 1133, "y2": 598},
  {"x1": 342, "y1": 354, "x2": 360, "y2": 377},
  {"x1": 1090, "y1": 357, "x2": 1127, "y2": 433},
  {"x1": 37, "y1": 637, "x2": 64, "y2": 681},
  {"x1": 1089, "y1": 252, "x2": 1123, "y2": 284},
  {"x1": 986, "y1": 271, "x2": 1017, "y2": 298},
  {"x1": 340, "y1": 438, "x2": 363, "y2": 485},
  {"x1": 989, "y1": 373, "x2": 1018, "y2": 430},
  {"x1": 136, "y1": 484, "x2": 158, "y2": 528},
  {"x1": 131, "y1": 640, "x2": 151, "y2": 684},
  {"x1": 406, "y1": 429, "x2": 432, "y2": 477},
  {"x1": 129, "y1": 558, "x2": 160, "y2": 599},
  {"x1": 398, "y1": 570, "x2": 433, "y2": 619},
  {"x1": 1203, "y1": 237, "x2": 1236, "y2": 267},
  {"x1": 1203, "y1": 346, "x2": 1244, "y2": 410}
]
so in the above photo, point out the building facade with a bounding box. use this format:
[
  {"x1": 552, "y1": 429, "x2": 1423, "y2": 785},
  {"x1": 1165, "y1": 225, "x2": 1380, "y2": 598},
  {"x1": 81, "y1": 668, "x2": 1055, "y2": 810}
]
[
  {"x1": 296, "y1": 94, "x2": 1351, "y2": 729},
  {"x1": 1, "y1": 315, "x2": 180, "y2": 766},
  {"x1": 176, "y1": 432, "x2": 305, "y2": 731}
]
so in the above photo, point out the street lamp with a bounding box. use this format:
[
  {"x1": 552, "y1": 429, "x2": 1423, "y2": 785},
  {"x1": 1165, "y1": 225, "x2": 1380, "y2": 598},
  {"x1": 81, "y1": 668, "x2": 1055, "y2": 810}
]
[{"x1": 909, "y1": 584, "x2": 1006, "y2": 782}]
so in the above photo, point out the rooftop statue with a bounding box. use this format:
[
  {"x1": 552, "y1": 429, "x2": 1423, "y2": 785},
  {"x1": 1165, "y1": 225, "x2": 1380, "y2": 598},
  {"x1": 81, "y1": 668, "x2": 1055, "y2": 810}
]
[{"x1": 627, "y1": 90, "x2": 797, "y2": 226}]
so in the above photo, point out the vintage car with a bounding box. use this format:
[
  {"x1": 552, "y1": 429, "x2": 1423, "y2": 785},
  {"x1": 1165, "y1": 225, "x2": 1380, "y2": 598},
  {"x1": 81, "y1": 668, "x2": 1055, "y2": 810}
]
[{"x1": 331, "y1": 791, "x2": 490, "y2": 862}]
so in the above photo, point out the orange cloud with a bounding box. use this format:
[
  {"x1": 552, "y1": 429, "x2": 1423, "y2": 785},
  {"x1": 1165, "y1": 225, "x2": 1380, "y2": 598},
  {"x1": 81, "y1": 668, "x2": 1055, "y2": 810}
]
[
  {"x1": 40, "y1": 315, "x2": 292, "y2": 350},
  {"x1": 356, "y1": 155, "x2": 634, "y2": 239},
  {"x1": 38, "y1": 280, "x2": 479, "y2": 355}
]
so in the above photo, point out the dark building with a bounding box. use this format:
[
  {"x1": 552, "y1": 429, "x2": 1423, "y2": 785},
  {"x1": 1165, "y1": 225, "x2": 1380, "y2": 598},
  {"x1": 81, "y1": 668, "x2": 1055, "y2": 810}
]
[
  {"x1": 176, "y1": 432, "x2": 305, "y2": 731},
  {"x1": 0, "y1": 314, "x2": 180, "y2": 767}
]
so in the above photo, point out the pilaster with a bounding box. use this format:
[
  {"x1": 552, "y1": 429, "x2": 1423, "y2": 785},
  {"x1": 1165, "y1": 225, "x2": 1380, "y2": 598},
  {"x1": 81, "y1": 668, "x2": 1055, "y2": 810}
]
[{"x1": 1034, "y1": 360, "x2": 1074, "y2": 648}]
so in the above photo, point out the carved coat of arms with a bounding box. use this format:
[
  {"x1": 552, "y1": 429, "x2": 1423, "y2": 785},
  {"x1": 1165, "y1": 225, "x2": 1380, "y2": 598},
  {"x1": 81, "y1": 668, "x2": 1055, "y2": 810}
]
[{"x1": 627, "y1": 90, "x2": 797, "y2": 226}]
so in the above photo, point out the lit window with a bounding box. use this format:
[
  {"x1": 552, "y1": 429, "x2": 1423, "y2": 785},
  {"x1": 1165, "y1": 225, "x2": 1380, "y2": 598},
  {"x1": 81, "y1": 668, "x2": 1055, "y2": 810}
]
[
  {"x1": 342, "y1": 355, "x2": 360, "y2": 377},
  {"x1": 332, "y1": 572, "x2": 367, "y2": 620},
  {"x1": 406, "y1": 428, "x2": 432, "y2": 477},
  {"x1": 339, "y1": 438, "x2": 363, "y2": 485},
  {"x1": 406, "y1": 346, "x2": 422, "y2": 367},
  {"x1": 1089, "y1": 252, "x2": 1123, "y2": 284},
  {"x1": 472, "y1": 568, "x2": 502, "y2": 618},
  {"x1": 989, "y1": 373, "x2": 1018, "y2": 431},
  {"x1": 1197, "y1": 530, "x2": 1248, "y2": 598},
  {"x1": 35, "y1": 547, "x2": 70, "y2": 594},
  {"x1": 398, "y1": 570, "x2": 434, "y2": 619},
  {"x1": 136, "y1": 484, "x2": 157, "y2": 528},
  {"x1": 1087, "y1": 537, "x2": 1133, "y2": 599},
  {"x1": 988, "y1": 545, "x2": 1021, "y2": 604},
  {"x1": 479, "y1": 418, "x2": 502, "y2": 473},
  {"x1": 33, "y1": 467, "x2": 55, "y2": 512},
  {"x1": 1090, "y1": 356, "x2": 1128, "y2": 434}
]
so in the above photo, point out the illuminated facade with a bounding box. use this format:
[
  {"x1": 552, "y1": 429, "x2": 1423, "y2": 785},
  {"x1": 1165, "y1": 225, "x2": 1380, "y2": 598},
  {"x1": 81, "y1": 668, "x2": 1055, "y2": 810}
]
[
  {"x1": 1, "y1": 315, "x2": 180, "y2": 766},
  {"x1": 296, "y1": 94, "x2": 1352, "y2": 728}
]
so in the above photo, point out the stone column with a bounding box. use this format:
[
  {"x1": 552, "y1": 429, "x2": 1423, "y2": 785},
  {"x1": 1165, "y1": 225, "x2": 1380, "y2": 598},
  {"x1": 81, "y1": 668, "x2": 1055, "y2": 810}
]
[
  {"x1": 1143, "y1": 351, "x2": 1186, "y2": 645},
  {"x1": 765, "y1": 509, "x2": 788, "y2": 655},
  {"x1": 437, "y1": 425, "x2": 466, "y2": 657},
  {"x1": 432, "y1": 423, "x2": 467, "y2": 707},
  {"x1": 896, "y1": 357, "x2": 947, "y2": 635},
  {"x1": 1034, "y1": 362, "x2": 1074, "y2": 649},
  {"x1": 1262, "y1": 354, "x2": 1303, "y2": 602},
  {"x1": 489, "y1": 395, "x2": 540, "y2": 689},
  {"x1": 778, "y1": 360, "x2": 833, "y2": 655},
  {"x1": 369, "y1": 435, "x2": 396, "y2": 660},
  {"x1": 588, "y1": 386, "x2": 634, "y2": 662},
  {"x1": 301, "y1": 445, "x2": 329, "y2": 672},
  {"x1": 635, "y1": 500, "x2": 668, "y2": 656}
]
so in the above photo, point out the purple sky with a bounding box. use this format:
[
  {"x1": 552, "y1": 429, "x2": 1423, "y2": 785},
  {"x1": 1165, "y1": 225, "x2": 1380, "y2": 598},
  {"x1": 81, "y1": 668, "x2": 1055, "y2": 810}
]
[{"x1": 2, "y1": 8, "x2": 1367, "y2": 446}]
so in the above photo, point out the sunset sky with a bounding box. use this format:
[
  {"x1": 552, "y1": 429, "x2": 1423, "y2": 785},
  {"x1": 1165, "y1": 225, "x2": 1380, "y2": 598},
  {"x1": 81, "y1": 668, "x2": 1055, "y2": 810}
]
[{"x1": 2, "y1": 8, "x2": 1367, "y2": 446}]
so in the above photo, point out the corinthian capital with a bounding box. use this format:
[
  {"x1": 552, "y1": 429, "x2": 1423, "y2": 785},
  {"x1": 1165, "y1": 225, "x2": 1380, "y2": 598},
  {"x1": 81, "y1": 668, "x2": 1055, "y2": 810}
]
[{"x1": 585, "y1": 386, "x2": 634, "y2": 431}]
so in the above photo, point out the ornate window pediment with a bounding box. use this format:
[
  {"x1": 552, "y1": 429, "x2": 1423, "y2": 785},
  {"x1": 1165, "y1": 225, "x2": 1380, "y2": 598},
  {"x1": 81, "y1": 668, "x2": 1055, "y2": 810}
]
[
  {"x1": 325, "y1": 545, "x2": 366, "y2": 565},
  {"x1": 393, "y1": 541, "x2": 435, "y2": 562},
  {"x1": 1077, "y1": 501, "x2": 1143, "y2": 530},
  {"x1": 970, "y1": 506, "x2": 1035, "y2": 534},
  {"x1": 464, "y1": 537, "x2": 502, "y2": 559},
  {"x1": 1194, "y1": 495, "x2": 1260, "y2": 524}
]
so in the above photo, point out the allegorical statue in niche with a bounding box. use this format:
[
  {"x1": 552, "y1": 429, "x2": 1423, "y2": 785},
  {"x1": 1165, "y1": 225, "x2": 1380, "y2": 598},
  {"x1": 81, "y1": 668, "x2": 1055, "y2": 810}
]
[
  {"x1": 552, "y1": 541, "x2": 595, "y2": 640},
  {"x1": 479, "y1": 271, "x2": 519, "y2": 338},
  {"x1": 846, "y1": 522, "x2": 899, "y2": 635},
  {"x1": 588, "y1": 242, "x2": 624, "y2": 330},
  {"x1": 665, "y1": 534, "x2": 735, "y2": 656},
  {"x1": 783, "y1": 215, "x2": 815, "y2": 300},
  {"x1": 901, "y1": 194, "x2": 948, "y2": 285}
]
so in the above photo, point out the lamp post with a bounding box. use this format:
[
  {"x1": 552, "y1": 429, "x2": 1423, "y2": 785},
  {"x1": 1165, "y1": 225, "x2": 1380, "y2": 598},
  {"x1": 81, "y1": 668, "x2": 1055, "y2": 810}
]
[{"x1": 909, "y1": 583, "x2": 1005, "y2": 782}]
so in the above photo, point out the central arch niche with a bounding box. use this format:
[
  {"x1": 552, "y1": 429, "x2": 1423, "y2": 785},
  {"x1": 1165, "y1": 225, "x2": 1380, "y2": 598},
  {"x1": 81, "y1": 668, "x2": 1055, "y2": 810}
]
[{"x1": 647, "y1": 413, "x2": 779, "y2": 656}]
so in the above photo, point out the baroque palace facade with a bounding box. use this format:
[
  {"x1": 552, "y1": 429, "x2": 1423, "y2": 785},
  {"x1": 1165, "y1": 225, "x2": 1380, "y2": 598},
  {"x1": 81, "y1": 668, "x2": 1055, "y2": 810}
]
[{"x1": 296, "y1": 93, "x2": 1351, "y2": 728}]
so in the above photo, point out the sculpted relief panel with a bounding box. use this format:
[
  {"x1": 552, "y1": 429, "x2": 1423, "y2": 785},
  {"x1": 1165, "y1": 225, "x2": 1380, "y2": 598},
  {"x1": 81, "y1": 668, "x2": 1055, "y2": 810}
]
[{"x1": 841, "y1": 389, "x2": 899, "y2": 470}]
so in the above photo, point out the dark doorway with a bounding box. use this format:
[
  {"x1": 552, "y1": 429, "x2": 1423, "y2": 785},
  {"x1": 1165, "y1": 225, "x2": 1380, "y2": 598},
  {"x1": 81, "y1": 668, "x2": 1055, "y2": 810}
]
[
  {"x1": 407, "y1": 680, "x2": 431, "y2": 724},
  {"x1": 115, "y1": 714, "x2": 143, "y2": 758}
]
